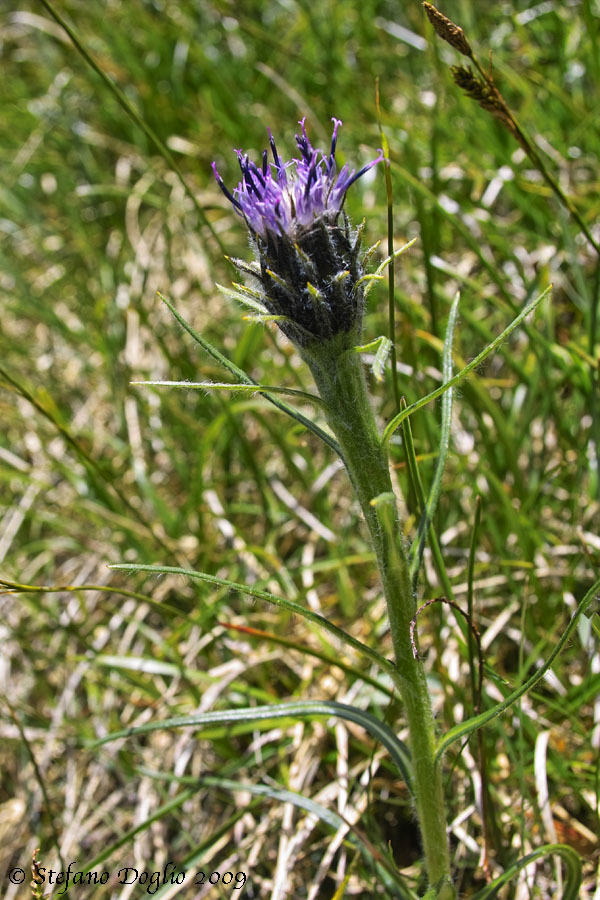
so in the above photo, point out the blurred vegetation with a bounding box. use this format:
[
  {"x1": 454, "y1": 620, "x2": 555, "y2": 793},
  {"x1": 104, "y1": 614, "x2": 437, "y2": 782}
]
[{"x1": 1, "y1": 0, "x2": 599, "y2": 897}]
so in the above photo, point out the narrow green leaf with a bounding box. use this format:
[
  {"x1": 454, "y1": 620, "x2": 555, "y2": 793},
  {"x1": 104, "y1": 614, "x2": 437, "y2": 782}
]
[
  {"x1": 131, "y1": 380, "x2": 324, "y2": 406},
  {"x1": 0, "y1": 578, "x2": 202, "y2": 625},
  {"x1": 88, "y1": 698, "x2": 413, "y2": 793},
  {"x1": 355, "y1": 336, "x2": 386, "y2": 353},
  {"x1": 194, "y1": 776, "x2": 345, "y2": 829},
  {"x1": 356, "y1": 240, "x2": 418, "y2": 298},
  {"x1": 409, "y1": 291, "x2": 460, "y2": 581},
  {"x1": 108, "y1": 563, "x2": 400, "y2": 685},
  {"x1": 436, "y1": 577, "x2": 600, "y2": 763},
  {"x1": 383, "y1": 285, "x2": 552, "y2": 444},
  {"x1": 159, "y1": 294, "x2": 343, "y2": 458},
  {"x1": 400, "y1": 400, "x2": 463, "y2": 623},
  {"x1": 469, "y1": 844, "x2": 581, "y2": 900},
  {"x1": 141, "y1": 772, "x2": 412, "y2": 895}
]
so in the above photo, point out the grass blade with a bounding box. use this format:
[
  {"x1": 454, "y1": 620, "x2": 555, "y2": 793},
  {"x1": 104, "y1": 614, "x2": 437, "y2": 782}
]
[
  {"x1": 436, "y1": 577, "x2": 600, "y2": 763},
  {"x1": 377, "y1": 78, "x2": 400, "y2": 413},
  {"x1": 469, "y1": 843, "x2": 581, "y2": 900},
  {"x1": 383, "y1": 285, "x2": 552, "y2": 444},
  {"x1": 140, "y1": 771, "x2": 415, "y2": 896},
  {"x1": 37, "y1": 0, "x2": 221, "y2": 249},
  {"x1": 218, "y1": 621, "x2": 395, "y2": 699}
]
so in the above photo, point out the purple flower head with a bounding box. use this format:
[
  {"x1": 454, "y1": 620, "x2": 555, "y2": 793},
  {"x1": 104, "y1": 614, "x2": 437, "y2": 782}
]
[
  {"x1": 213, "y1": 119, "x2": 383, "y2": 349},
  {"x1": 213, "y1": 118, "x2": 383, "y2": 241}
]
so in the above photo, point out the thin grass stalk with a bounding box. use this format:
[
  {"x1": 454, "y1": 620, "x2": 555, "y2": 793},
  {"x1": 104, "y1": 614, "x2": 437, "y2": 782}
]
[{"x1": 375, "y1": 79, "x2": 401, "y2": 414}]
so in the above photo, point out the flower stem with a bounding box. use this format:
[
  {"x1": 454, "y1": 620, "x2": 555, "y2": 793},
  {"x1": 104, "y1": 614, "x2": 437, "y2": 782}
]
[{"x1": 304, "y1": 339, "x2": 453, "y2": 895}]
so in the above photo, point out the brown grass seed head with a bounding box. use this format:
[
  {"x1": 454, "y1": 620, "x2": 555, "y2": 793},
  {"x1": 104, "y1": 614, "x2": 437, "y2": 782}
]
[{"x1": 423, "y1": 2, "x2": 472, "y2": 57}]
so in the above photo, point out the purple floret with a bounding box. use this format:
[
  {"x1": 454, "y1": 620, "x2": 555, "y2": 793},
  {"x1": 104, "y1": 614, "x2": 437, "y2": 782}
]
[{"x1": 213, "y1": 118, "x2": 383, "y2": 240}]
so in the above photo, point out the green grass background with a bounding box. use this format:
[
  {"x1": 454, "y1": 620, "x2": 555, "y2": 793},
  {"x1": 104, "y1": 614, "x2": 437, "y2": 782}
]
[{"x1": 1, "y1": 0, "x2": 599, "y2": 896}]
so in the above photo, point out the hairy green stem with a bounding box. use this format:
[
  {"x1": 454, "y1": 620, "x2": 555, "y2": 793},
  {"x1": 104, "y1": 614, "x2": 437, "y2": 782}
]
[{"x1": 304, "y1": 338, "x2": 453, "y2": 896}]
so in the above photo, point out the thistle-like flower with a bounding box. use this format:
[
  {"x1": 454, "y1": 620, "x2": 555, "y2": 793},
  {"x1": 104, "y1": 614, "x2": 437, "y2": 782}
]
[{"x1": 212, "y1": 119, "x2": 383, "y2": 351}]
